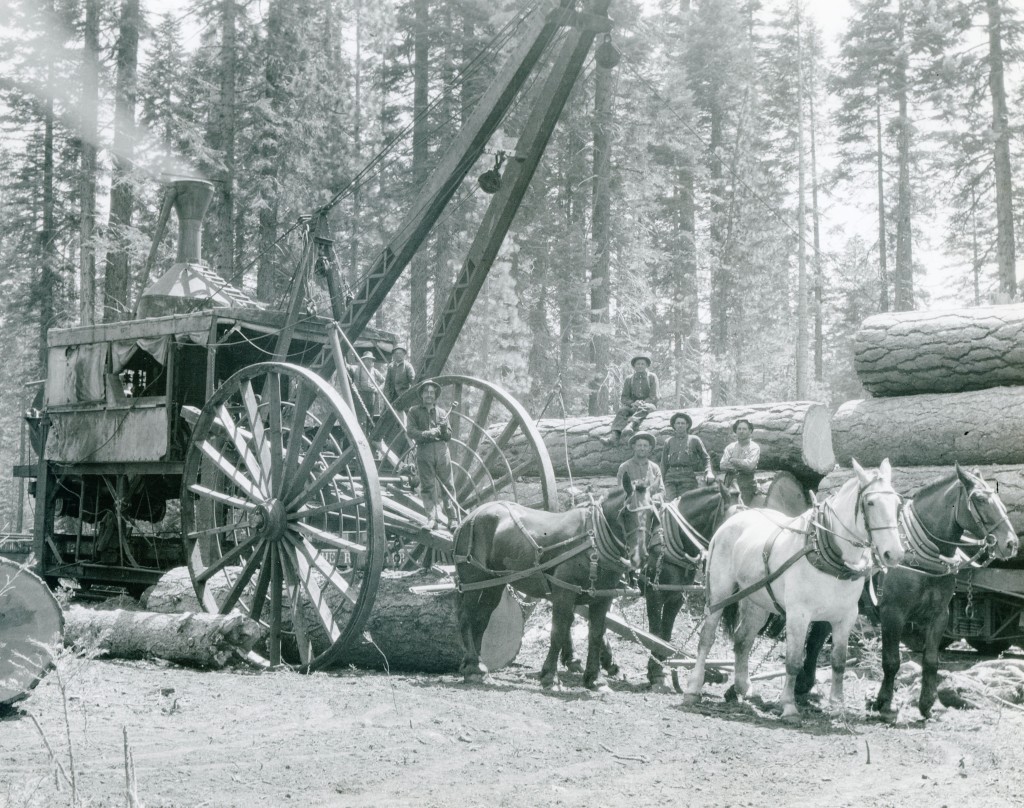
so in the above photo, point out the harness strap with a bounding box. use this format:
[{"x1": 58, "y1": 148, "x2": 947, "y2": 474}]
[
  {"x1": 761, "y1": 526, "x2": 788, "y2": 615},
  {"x1": 661, "y1": 501, "x2": 709, "y2": 565},
  {"x1": 901, "y1": 501, "x2": 991, "y2": 575},
  {"x1": 457, "y1": 539, "x2": 594, "y2": 592}
]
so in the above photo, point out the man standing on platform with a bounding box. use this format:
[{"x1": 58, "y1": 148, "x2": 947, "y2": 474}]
[
  {"x1": 603, "y1": 354, "x2": 658, "y2": 445},
  {"x1": 351, "y1": 350, "x2": 384, "y2": 433},
  {"x1": 720, "y1": 418, "x2": 760, "y2": 505},
  {"x1": 407, "y1": 380, "x2": 458, "y2": 531},
  {"x1": 384, "y1": 345, "x2": 416, "y2": 419}
]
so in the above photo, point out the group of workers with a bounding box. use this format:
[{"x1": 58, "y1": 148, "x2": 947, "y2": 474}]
[
  {"x1": 605, "y1": 353, "x2": 761, "y2": 505},
  {"x1": 351, "y1": 346, "x2": 761, "y2": 535}
]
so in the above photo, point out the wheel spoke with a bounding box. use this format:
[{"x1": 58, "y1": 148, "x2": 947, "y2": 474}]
[
  {"x1": 267, "y1": 373, "x2": 284, "y2": 496},
  {"x1": 277, "y1": 544, "x2": 313, "y2": 666},
  {"x1": 284, "y1": 446, "x2": 356, "y2": 511},
  {"x1": 290, "y1": 534, "x2": 359, "y2": 607},
  {"x1": 281, "y1": 382, "x2": 317, "y2": 483},
  {"x1": 188, "y1": 484, "x2": 259, "y2": 512},
  {"x1": 248, "y1": 543, "x2": 273, "y2": 624},
  {"x1": 215, "y1": 404, "x2": 269, "y2": 496},
  {"x1": 217, "y1": 541, "x2": 266, "y2": 614},
  {"x1": 290, "y1": 540, "x2": 344, "y2": 643},
  {"x1": 290, "y1": 496, "x2": 366, "y2": 520},
  {"x1": 448, "y1": 382, "x2": 465, "y2": 441},
  {"x1": 198, "y1": 440, "x2": 264, "y2": 502},
  {"x1": 281, "y1": 412, "x2": 340, "y2": 503},
  {"x1": 268, "y1": 547, "x2": 283, "y2": 665},
  {"x1": 458, "y1": 392, "x2": 493, "y2": 469},
  {"x1": 195, "y1": 534, "x2": 262, "y2": 585},
  {"x1": 187, "y1": 519, "x2": 252, "y2": 540},
  {"x1": 241, "y1": 379, "x2": 273, "y2": 478},
  {"x1": 458, "y1": 456, "x2": 533, "y2": 512},
  {"x1": 290, "y1": 521, "x2": 366, "y2": 554}
]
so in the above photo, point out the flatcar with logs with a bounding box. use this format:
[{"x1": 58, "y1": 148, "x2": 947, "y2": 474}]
[{"x1": 6, "y1": 1, "x2": 625, "y2": 671}]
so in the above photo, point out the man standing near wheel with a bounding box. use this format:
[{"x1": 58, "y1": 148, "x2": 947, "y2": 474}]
[{"x1": 407, "y1": 380, "x2": 458, "y2": 531}]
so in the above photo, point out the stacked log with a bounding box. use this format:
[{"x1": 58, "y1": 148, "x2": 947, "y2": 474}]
[
  {"x1": 506, "y1": 401, "x2": 834, "y2": 486},
  {"x1": 854, "y1": 305, "x2": 1024, "y2": 396}
]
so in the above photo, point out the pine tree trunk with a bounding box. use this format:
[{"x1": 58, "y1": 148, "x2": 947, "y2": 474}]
[
  {"x1": 588, "y1": 51, "x2": 613, "y2": 416},
  {"x1": 215, "y1": 0, "x2": 237, "y2": 281},
  {"x1": 103, "y1": 0, "x2": 140, "y2": 323},
  {"x1": 892, "y1": 1, "x2": 913, "y2": 311},
  {"x1": 794, "y1": 9, "x2": 809, "y2": 398},
  {"x1": 809, "y1": 60, "x2": 823, "y2": 382},
  {"x1": 854, "y1": 304, "x2": 1024, "y2": 395},
  {"x1": 817, "y1": 464, "x2": 1024, "y2": 534},
  {"x1": 875, "y1": 94, "x2": 889, "y2": 312},
  {"x1": 832, "y1": 387, "x2": 1024, "y2": 468},
  {"x1": 38, "y1": 47, "x2": 57, "y2": 372},
  {"x1": 255, "y1": 0, "x2": 283, "y2": 301},
  {"x1": 79, "y1": 0, "x2": 100, "y2": 327},
  {"x1": 986, "y1": 0, "x2": 1017, "y2": 300}
]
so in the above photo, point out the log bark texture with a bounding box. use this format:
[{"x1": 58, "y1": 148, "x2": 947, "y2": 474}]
[
  {"x1": 817, "y1": 464, "x2": 1024, "y2": 534},
  {"x1": 63, "y1": 606, "x2": 266, "y2": 668},
  {"x1": 854, "y1": 304, "x2": 1024, "y2": 396},
  {"x1": 832, "y1": 387, "x2": 1024, "y2": 468},
  {"x1": 505, "y1": 402, "x2": 834, "y2": 484},
  {"x1": 330, "y1": 569, "x2": 526, "y2": 673}
]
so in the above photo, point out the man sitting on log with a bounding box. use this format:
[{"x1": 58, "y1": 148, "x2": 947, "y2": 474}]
[
  {"x1": 720, "y1": 418, "x2": 760, "y2": 505},
  {"x1": 603, "y1": 354, "x2": 658, "y2": 445},
  {"x1": 408, "y1": 380, "x2": 458, "y2": 531},
  {"x1": 659, "y1": 412, "x2": 715, "y2": 499}
]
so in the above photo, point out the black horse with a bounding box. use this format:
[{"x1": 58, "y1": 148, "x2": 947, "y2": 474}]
[
  {"x1": 453, "y1": 476, "x2": 654, "y2": 692},
  {"x1": 642, "y1": 480, "x2": 741, "y2": 687},
  {"x1": 798, "y1": 465, "x2": 1019, "y2": 720}
]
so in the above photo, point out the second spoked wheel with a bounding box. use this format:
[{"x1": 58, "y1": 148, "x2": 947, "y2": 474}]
[
  {"x1": 373, "y1": 375, "x2": 558, "y2": 569},
  {"x1": 181, "y1": 362, "x2": 385, "y2": 671}
]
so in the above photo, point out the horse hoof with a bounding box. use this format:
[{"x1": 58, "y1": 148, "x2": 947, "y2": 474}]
[
  {"x1": 781, "y1": 711, "x2": 802, "y2": 726},
  {"x1": 724, "y1": 684, "x2": 738, "y2": 702},
  {"x1": 565, "y1": 660, "x2": 583, "y2": 674},
  {"x1": 681, "y1": 692, "x2": 701, "y2": 706},
  {"x1": 704, "y1": 668, "x2": 728, "y2": 685},
  {"x1": 588, "y1": 683, "x2": 613, "y2": 696},
  {"x1": 604, "y1": 663, "x2": 620, "y2": 678}
]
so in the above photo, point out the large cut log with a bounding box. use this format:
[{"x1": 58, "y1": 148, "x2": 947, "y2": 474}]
[
  {"x1": 1, "y1": 559, "x2": 64, "y2": 706},
  {"x1": 502, "y1": 402, "x2": 834, "y2": 484},
  {"x1": 63, "y1": 606, "x2": 266, "y2": 668},
  {"x1": 327, "y1": 569, "x2": 527, "y2": 673},
  {"x1": 817, "y1": 464, "x2": 1024, "y2": 535},
  {"x1": 832, "y1": 387, "x2": 1024, "y2": 468},
  {"x1": 855, "y1": 304, "x2": 1024, "y2": 396}
]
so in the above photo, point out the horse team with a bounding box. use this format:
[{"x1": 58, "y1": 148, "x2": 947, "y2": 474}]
[{"x1": 452, "y1": 458, "x2": 1019, "y2": 724}]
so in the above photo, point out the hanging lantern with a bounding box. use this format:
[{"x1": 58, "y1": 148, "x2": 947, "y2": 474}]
[
  {"x1": 596, "y1": 33, "x2": 619, "y2": 69},
  {"x1": 478, "y1": 151, "x2": 507, "y2": 194}
]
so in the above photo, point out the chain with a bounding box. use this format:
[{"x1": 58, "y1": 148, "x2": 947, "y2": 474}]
[{"x1": 965, "y1": 568, "x2": 975, "y2": 618}]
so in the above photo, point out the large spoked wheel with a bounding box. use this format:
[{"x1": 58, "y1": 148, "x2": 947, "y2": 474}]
[
  {"x1": 181, "y1": 362, "x2": 385, "y2": 671},
  {"x1": 373, "y1": 375, "x2": 557, "y2": 569}
]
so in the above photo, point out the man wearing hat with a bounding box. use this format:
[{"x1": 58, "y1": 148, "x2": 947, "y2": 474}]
[
  {"x1": 384, "y1": 345, "x2": 416, "y2": 422},
  {"x1": 720, "y1": 418, "x2": 760, "y2": 505},
  {"x1": 350, "y1": 350, "x2": 384, "y2": 432},
  {"x1": 408, "y1": 380, "x2": 458, "y2": 531},
  {"x1": 659, "y1": 412, "x2": 715, "y2": 499},
  {"x1": 616, "y1": 431, "x2": 665, "y2": 500},
  {"x1": 603, "y1": 354, "x2": 659, "y2": 445}
]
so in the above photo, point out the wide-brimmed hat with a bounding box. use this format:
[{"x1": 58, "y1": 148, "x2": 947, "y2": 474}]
[
  {"x1": 418, "y1": 380, "x2": 442, "y2": 397},
  {"x1": 392, "y1": 345, "x2": 408, "y2": 356},
  {"x1": 628, "y1": 431, "x2": 656, "y2": 447},
  {"x1": 670, "y1": 412, "x2": 693, "y2": 429},
  {"x1": 361, "y1": 350, "x2": 375, "y2": 360},
  {"x1": 630, "y1": 355, "x2": 651, "y2": 368}
]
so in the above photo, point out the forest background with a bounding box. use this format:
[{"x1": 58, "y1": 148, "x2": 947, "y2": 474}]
[{"x1": 0, "y1": 0, "x2": 1021, "y2": 528}]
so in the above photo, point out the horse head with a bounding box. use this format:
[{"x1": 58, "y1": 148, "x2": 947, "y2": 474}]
[
  {"x1": 954, "y1": 463, "x2": 1019, "y2": 562},
  {"x1": 845, "y1": 458, "x2": 905, "y2": 570},
  {"x1": 614, "y1": 471, "x2": 656, "y2": 570}
]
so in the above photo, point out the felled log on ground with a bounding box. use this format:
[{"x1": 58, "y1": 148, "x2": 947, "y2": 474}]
[
  {"x1": 832, "y1": 387, "x2": 1024, "y2": 468},
  {"x1": 817, "y1": 464, "x2": 1024, "y2": 534},
  {"x1": 503, "y1": 402, "x2": 834, "y2": 485},
  {"x1": 325, "y1": 569, "x2": 527, "y2": 673},
  {"x1": 63, "y1": 606, "x2": 266, "y2": 668},
  {"x1": 1, "y1": 559, "x2": 64, "y2": 706},
  {"x1": 855, "y1": 304, "x2": 1024, "y2": 396}
]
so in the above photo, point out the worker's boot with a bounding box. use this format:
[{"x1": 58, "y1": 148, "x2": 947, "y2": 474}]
[
  {"x1": 600, "y1": 430, "x2": 621, "y2": 447},
  {"x1": 619, "y1": 424, "x2": 635, "y2": 443}
]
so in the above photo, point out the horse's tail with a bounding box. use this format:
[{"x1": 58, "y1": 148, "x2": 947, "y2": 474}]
[
  {"x1": 721, "y1": 602, "x2": 739, "y2": 640},
  {"x1": 452, "y1": 505, "x2": 501, "y2": 570}
]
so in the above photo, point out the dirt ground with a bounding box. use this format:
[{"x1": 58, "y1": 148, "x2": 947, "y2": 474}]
[{"x1": 3, "y1": 597, "x2": 1024, "y2": 808}]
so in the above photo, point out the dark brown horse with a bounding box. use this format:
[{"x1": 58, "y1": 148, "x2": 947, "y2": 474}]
[
  {"x1": 453, "y1": 477, "x2": 654, "y2": 692},
  {"x1": 642, "y1": 481, "x2": 741, "y2": 687},
  {"x1": 799, "y1": 465, "x2": 1019, "y2": 721}
]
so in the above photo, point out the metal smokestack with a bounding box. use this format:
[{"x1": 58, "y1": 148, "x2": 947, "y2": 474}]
[{"x1": 172, "y1": 179, "x2": 214, "y2": 265}]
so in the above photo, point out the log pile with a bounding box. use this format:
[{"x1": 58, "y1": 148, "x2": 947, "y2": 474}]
[
  {"x1": 830, "y1": 302, "x2": 1024, "y2": 541},
  {"x1": 506, "y1": 401, "x2": 834, "y2": 485}
]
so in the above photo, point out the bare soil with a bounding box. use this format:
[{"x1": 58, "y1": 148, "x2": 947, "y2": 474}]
[{"x1": 2, "y1": 598, "x2": 1023, "y2": 808}]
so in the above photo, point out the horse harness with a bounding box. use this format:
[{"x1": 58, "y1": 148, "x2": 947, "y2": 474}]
[
  {"x1": 454, "y1": 501, "x2": 640, "y2": 599},
  {"x1": 640, "y1": 498, "x2": 719, "y2": 594},
  {"x1": 709, "y1": 477, "x2": 899, "y2": 615}
]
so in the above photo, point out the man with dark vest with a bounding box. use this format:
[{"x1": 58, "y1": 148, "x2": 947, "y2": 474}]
[
  {"x1": 660, "y1": 412, "x2": 715, "y2": 499},
  {"x1": 407, "y1": 380, "x2": 458, "y2": 531},
  {"x1": 384, "y1": 345, "x2": 416, "y2": 419},
  {"x1": 603, "y1": 354, "x2": 659, "y2": 445}
]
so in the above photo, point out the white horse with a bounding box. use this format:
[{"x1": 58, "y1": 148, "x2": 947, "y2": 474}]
[{"x1": 683, "y1": 459, "x2": 905, "y2": 721}]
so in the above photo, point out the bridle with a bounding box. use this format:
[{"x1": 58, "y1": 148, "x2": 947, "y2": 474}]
[
  {"x1": 955, "y1": 479, "x2": 1014, "y2": 554},
  {"x1": 814, "y1": 475, "x2": 902, "y2": 571}
]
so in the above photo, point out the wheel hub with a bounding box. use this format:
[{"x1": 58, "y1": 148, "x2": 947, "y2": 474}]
[{"x1": 252, "y1": 500, "x2": 288, "y2": 540}]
